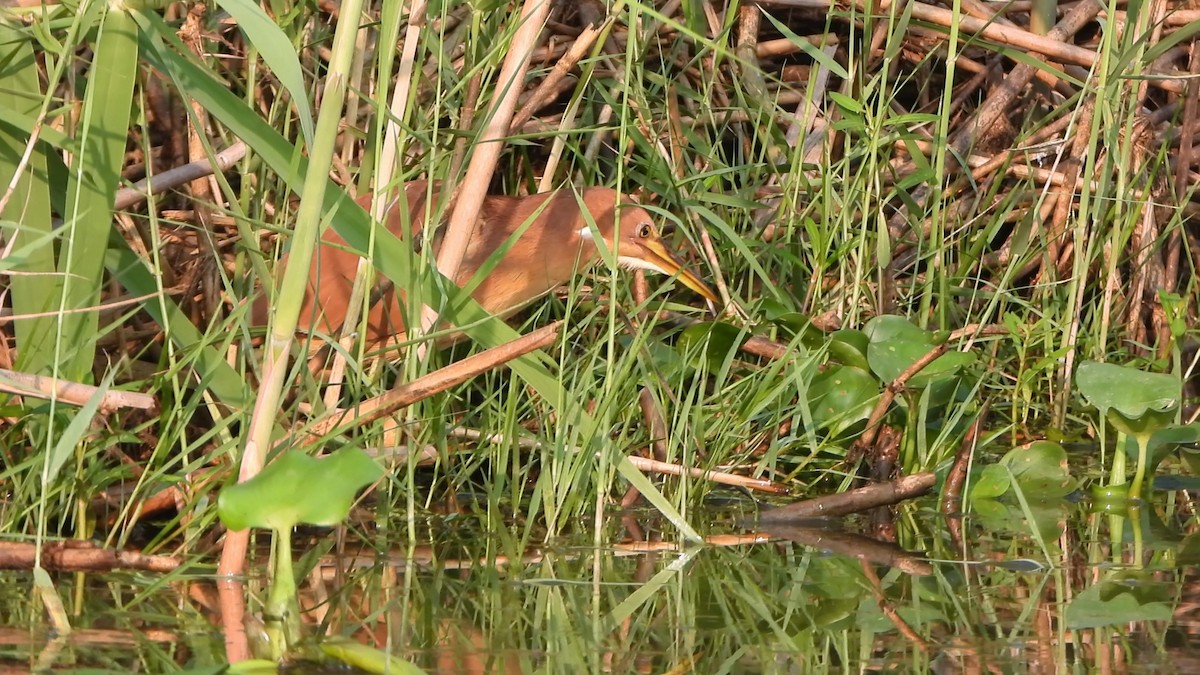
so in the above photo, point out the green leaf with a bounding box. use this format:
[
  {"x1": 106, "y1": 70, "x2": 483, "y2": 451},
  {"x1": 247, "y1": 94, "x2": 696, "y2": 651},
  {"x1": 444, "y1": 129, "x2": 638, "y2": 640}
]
[
  {"x1": 1076, "y1": 361, "x2": 1179, "y2": 438},
  {"x1": 321, "y1": 638, "x2": 426, "y2": 675},
  {"x1": 970, "y1": 464, "x2": 1011, "y2": 501},
  {"x1": 56, "y1": 5, "x2": 138, "y2": 380},
  {"x1": 105, "y1": 238, "x2": 254, "y2": 411},
  {"x1": 971, "y1": 442, "x2": 1075, "y2": 504},
  {"x1": 760, "y1": 299, "x2": 821, "y2": 345},
  {"x1": 217, "y1": 448, "x2": 383, "y2": 532},
  {"x1": 43, "y1": 368, "x2": 116, "y2": 484},
  {"x1": 1140, "y1": 18, "x2": 1200, "y2": 68},
  {"x1": 1000, "y1": 440, "x2": 1075, "y2": 500},
  {"x1": 676, "y1": 321, "x2": 745, "y2": 372},
  {"x1": 1065, "y1": 574, "x2": 1174, "y2": 629},
  {"x1": 1076, "y1": 361, "x2": 1179, "y2": 420},
  {"x1": 827, "y1": 329, "x2": 869, "y2": 370},
  {"x1": 807, "y1": 365, "x2": 876, "y2": 435},
  {"x1": 864, "y1": 315, "x2": 975, "y2": 386},
  {"x1": 0, "y1": 22, "x2": 57, "y2": 374},
  {"x1": 759, "y1": 10, "x2": 848, "y2": 80},
  {"x1": 216, "y1": 0, "x2": 315, "y2": 147}
]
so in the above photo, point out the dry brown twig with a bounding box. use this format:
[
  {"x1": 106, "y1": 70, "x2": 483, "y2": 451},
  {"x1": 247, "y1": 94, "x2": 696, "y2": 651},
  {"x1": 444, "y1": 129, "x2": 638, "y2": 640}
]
[
  {"x1": 414, "y1": 0, "x2": 552, "y2": 358},
  {"x1": 366, "y1": 424, "x2": 789, "y2": 494},
  {"x1": 0, "y1": 367, "x2": 156, "y2": 413},
  {"x1": 303, "y1": 320, "x2": 563, "y2": 442},
  {"x1": 755, "y1": 471, "x2": 937, "y2": 522}
]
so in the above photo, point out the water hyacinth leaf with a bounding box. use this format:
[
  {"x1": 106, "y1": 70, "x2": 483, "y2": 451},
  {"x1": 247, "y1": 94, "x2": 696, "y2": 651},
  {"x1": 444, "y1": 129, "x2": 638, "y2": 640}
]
[
  {"x1": 968, "y1": 496, "x2": 1011, "y2": 529},
  {"x1": 970, "y1": 464, "x2": 1011, "y2": 501},
  {"x1": 677, "y1": 321, "x2": 745, "y2": 372},
  {"x1": 1001, "y1": 440, "x2": 1075, "y2": 500},
  {"x1": 1127, "y1": 421, "x2": 1200, "y2": 474},
  {"x1": 864, "y1": 315, "x2": 975, "y2": 386},
  {"x1": 760, "y1": 299, "x2": 820, "y2": 345},
  {"x1": 1076, "y1": 361, "x2": 1180, "y2": 422},
  {"x1": 1065, "y1": 574, "x2": 1174, "y2": 629},
  {"x1": 971, "y1": 441, "x2": 1075, "y2": 503},
  {"x1": 217, "y1": 448, "x2": 383, "y2": 532},
  {"x1": 808, "y1": 365, "x2": 876, "y2": 434},
  {"x1": 828, "y1": 329, "x2": 869, "y2": 370},
  {"x1": 971, "y1": 493, "x2": 1067, "y2": 540}
]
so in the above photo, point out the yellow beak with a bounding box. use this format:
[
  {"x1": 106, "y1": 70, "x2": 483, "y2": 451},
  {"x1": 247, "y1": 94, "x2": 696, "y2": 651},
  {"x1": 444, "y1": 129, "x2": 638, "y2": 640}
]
[{"x1": 631, "y1": 240, "x2": 720, "y2": 305}]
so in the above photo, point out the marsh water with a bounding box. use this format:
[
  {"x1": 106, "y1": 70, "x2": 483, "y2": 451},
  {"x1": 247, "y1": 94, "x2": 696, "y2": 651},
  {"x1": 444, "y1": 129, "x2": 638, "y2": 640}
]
[{"x1": 9, "y1": 458, "x2": 1200, "y2": 674}]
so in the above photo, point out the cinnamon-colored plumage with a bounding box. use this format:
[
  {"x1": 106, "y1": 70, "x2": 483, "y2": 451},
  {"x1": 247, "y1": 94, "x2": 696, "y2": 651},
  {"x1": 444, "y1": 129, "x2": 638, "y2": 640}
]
[{"x1": 254, "y1": 180, "x2": 717, "y2": 348}]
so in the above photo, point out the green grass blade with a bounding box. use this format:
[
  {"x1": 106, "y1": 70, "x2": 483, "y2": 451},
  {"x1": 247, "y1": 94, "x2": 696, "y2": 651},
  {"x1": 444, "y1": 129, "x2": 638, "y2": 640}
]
[
  {"x1": 104, "y1": 235, "x2": 254, "y2": 411},
  {"x1": 0, "y1": 20, "x2": 57, "y2": 372},
  {"x1": 43, "y1": 367, "x2": 114, "y2": 484},
  {"x1": 55, "y1": 5, "x2": 137, "y2": 380},
  {"x1": 215, "y1": 0, "x2": 315, "y2": 147}
]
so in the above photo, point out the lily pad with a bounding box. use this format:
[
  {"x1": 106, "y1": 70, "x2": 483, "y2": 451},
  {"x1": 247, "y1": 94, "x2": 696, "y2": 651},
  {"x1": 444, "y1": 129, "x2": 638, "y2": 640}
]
[
  {"x1": 677, "y1": 321, "x2": 746, "y2": 372},
  {"x1": 807, "y1": 365, "x2": 877, "y2": 435},
  {"x1": 761, "y1": 299, "x2": 822, "y2": 345},
  {"x1": 218, "y1": 448, "x2": 383, "y2": 532},
  {"x1": 864, "y1": 315, "x2": 975, "y2": 386},
  {"x1": 1076, "y1": 361, "x2": 1180, "y2": 422},
  {"x1": 1065, "y1": 573, "x2": 1174, "y2": 629},
  {"x1": 827, "y1": 329, "x2": 869, "y2": 370},
  {"x1": 970, "y1": 441, "x2": 1075, "y2": 502}
]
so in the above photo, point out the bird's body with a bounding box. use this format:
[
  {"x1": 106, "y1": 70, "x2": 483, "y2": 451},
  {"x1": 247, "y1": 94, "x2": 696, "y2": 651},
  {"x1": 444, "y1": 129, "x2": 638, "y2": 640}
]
[{"x1": 256, "y1": 180, "x2": 716, "y2": 348}]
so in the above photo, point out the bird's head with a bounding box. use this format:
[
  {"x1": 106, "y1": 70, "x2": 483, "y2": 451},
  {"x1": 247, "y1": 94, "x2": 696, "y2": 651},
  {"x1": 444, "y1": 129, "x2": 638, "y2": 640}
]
[{"x1": 576, "y1": 189, "x2": 719, "y2": 305}]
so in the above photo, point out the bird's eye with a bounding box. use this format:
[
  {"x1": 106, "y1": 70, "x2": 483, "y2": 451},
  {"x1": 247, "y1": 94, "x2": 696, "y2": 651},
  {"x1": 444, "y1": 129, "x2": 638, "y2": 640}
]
[{"x1": 637, "y1": 223, "x2": 653, "y2": 238}]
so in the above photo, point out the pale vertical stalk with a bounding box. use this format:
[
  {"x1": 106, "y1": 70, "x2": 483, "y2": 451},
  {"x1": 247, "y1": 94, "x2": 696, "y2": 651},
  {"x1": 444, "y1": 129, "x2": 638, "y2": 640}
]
[
  {"x1": 411, "y1": 0, "x2": 551, "y2": 362},
  {"x1": 219, "y1": 0, "x2": 367, "y2": 579},
  {"x1": 323, "y1": 0, "x2": 427, "y2": 409}
]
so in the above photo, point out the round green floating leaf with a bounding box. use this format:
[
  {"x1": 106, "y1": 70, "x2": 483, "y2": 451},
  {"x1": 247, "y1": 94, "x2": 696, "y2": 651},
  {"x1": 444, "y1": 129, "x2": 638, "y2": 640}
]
[
  {"x1": 970, "y1": 464, "x2": 1011, "y2": 501},
  {"x1": 827, "y1": 329, "x2": 869, "y2": 370},
  {"x1": 864, "y1": 315, "x2": 975, "y2": 386},
  {"x1": 1000, "y1": 440, "x2": 1075, "y2": 499},
  {"x1": 676, "y1": 321, "x2": 746, "y2": 372},
  {"x1": 808, "y1": 365, "x2": 877, "y2": 434},
  {"x1": 1076, "y1": 361, "x2": 1180, "y2": 421},
  {"x1": 218, "y1": 448, "x2": 383, "y2": 532}
]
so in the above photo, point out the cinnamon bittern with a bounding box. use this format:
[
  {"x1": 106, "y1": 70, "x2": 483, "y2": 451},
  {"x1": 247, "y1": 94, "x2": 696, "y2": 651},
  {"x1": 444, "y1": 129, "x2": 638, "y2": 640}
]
[{"x1": 255, "y1": 180, "x2": 718, "y2": 348}]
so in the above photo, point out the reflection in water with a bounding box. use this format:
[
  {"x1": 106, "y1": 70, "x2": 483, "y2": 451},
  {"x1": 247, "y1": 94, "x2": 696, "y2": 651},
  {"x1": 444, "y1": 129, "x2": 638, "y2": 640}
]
[{"x1": 7, "y1": 498, "x2": 1198, "y2": 672}]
